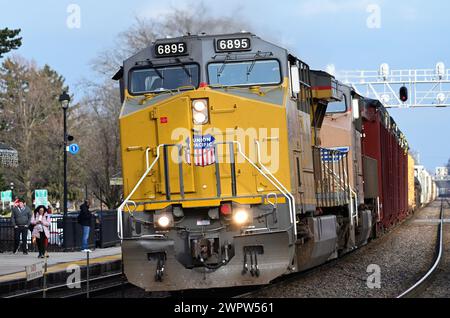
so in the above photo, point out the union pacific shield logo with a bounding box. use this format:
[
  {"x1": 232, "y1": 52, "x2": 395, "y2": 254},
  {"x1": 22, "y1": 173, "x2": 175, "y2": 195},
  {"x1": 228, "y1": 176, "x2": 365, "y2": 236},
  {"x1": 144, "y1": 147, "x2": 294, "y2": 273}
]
[{"x1": 192, "y1": 134, "x2": 216, "y2": 167}]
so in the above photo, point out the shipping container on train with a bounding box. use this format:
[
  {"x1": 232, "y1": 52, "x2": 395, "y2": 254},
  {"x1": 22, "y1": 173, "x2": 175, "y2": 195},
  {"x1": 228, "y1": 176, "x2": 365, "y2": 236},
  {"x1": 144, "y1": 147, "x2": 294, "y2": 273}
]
[
  {"x1": 360, "y1": 99, "x2": 409, "y2": 233},
  {"x1": 415, "y1": 166, "x2": 437, "y2": 206},
  {"x1": 407, "y1": 154, "x2": 416, "y2": 213}
]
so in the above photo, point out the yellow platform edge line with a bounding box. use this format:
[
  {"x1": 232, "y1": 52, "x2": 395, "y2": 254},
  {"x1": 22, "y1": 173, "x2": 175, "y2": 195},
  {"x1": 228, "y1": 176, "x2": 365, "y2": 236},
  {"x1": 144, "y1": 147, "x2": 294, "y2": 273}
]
[{"x1": 0, "y1": 254, "x2": 122, "y2": 283}]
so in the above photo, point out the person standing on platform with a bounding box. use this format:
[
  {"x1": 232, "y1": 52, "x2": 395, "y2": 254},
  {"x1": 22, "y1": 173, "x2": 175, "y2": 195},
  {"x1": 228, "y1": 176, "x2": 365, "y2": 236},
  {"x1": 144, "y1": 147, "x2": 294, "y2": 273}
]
[
  {"x1": 31, "y1": 205, "x2": 51, "y2": 258},
  {"x1": 77, "y1": 201, "x2": 92, "y2": 252},
  {"x1": 11, "y1": 198, "x2": 32, "y2": 255}
]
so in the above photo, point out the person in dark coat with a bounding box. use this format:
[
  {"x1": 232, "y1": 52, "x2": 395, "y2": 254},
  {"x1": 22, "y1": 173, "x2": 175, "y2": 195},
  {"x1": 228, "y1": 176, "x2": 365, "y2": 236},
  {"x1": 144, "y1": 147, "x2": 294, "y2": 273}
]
[
  {"x1": 11, "y1": 198, "x2": 32, "y2": 254},
  {"x1": 78, "y1": 201, "x2": 92, "y2": 252}
]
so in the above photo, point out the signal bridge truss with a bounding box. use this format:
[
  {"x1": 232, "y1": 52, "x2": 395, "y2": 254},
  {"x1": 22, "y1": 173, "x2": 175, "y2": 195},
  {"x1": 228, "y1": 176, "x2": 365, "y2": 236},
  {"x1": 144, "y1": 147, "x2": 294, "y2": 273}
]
[
  {"x1": 434, "y1": 175, "x2": 450, "y2": 182},
  {"x1": 337, "y1": 63, "x2": 450, "y2": 108}
]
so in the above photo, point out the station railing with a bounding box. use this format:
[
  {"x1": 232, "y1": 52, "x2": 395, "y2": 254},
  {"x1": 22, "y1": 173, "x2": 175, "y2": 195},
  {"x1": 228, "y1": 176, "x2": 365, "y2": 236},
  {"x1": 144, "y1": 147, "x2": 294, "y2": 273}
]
[{"x1": 0, "y1": 210, "x2": 120, "y2": 252}]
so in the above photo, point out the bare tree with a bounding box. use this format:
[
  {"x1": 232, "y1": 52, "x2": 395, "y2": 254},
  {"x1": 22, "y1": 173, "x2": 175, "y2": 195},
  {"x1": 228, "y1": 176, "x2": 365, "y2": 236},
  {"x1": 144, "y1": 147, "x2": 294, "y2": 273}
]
[
  {"x1": 0, "y1": 56, "x2": 70, "y2": 202},
  {"x1": 75, "y1": 82, "x2": 122, "y2": 209}
]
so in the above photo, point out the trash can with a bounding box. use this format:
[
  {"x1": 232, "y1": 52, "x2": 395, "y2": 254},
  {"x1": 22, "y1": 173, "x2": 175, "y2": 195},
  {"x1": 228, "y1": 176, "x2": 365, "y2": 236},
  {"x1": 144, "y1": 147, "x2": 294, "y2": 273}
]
[
  {"x1": 97, "y1": 210, "x2": 120, "y2": 248},
  {"x1": 62, "y1": 213, "x2": 95, "y2": 251}
]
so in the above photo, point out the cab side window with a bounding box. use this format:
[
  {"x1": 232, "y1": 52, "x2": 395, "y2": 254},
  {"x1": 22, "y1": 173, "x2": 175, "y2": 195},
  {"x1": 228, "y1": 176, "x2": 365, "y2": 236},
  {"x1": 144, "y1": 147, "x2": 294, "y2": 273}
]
[
  {"x1": 290, "y1": 58, "x2": 312, "y2": 114},
  {"x1": 326, "y1": 95, "x2": 348, "y2": 113}
]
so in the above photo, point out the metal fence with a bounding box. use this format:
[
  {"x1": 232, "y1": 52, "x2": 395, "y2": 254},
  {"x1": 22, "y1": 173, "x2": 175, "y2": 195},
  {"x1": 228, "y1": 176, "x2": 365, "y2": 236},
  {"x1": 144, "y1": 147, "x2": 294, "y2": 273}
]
[
  {"x1": 0, "y1": 210, "x2": 120, "y2": 252},
  {"x1": 0, "y1": 216, "x2": 64, "y2": 252}
]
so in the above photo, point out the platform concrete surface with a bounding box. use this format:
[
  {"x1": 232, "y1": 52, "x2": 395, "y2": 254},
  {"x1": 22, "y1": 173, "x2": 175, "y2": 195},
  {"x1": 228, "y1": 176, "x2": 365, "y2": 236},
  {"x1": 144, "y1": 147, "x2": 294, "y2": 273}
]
[{"x1": 0, "y1": 247, "x2": 122, "y2": 281}]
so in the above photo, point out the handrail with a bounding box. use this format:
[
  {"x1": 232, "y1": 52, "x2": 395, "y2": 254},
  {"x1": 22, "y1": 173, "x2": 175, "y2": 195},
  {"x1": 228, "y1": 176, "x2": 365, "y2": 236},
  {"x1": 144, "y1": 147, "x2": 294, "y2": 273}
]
[
  {"x1": 319, "y1": 150, "x2": 359, "y2": 227},
  {"x1": 117, "y1": 145, "x2": 163, "y2": 240},
  {"x1": 254, "y1": 140, "x2": 297, "y2": 237},
  {"x1": 117, "y1": 141, "x2": 298, "y2": 240},
  {"x1": 349, "y1": 188, "x2": 359, "y2": 227},
  {"x1": 215, "y1": 140, "x2": 296, "y2": 237},
  {"x1": 323, "y1": 164, "x2": 348, "y2": 192},
  {"x1": 343, "y1": 169, "x2": 359, "y2": 227}
]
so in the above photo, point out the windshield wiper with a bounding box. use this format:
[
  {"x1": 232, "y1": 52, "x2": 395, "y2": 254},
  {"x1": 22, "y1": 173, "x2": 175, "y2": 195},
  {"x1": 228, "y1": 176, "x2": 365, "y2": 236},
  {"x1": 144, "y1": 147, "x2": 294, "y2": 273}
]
[
  {"x1": 217, "y1": 53, "x2": 232, "y2": 78},
  {"x1": 246, "y1": 59, "x2": 256, "y2": 80},
  {"x1": 246, "y1": 51, "x2": 266, "y2": 79},
  {"x1": 174, "y1": 58, "x2": 192, "y2": 79},
  {"x1": 146, "y1": 60, "x2": 164, "y2": 80}
]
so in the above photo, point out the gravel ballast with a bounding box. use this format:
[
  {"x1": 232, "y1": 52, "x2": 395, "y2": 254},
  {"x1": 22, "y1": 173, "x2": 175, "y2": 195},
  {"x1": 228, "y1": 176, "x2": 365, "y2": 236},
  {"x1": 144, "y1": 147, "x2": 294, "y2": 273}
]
[
  {"x1": 248, "y1": 201, "x2": 442, "y2": 298},
  {"x1": 419, "y1": 202, "x2": 450, "y2": 298}
]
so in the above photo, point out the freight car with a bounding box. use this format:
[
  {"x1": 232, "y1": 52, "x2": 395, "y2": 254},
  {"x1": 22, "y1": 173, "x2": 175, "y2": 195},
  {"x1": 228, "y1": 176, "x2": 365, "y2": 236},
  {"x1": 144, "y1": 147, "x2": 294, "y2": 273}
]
[
  {"x1": 407, "y1": 154, "x2": 416, "y2": 213},
  {"x1": 319, "y1": 86, "x2": 413, "y2": 237},
  {"x1": 360, "y1": 99, "x2": 409, "y2": 233},
  {"x1": 113, "y1": 32, "x2": 425, "y2": 292},
  {"x1": 415, "y1": 166, "x2": 437, "y2": 206}
]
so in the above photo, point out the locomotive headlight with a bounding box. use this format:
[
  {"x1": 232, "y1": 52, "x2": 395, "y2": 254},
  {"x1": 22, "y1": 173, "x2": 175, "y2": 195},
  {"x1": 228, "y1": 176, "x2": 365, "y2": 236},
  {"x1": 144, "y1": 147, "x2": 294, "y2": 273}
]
[
  {"x1": 233, "y1": 209, "x2": 250, "y2": 225},
  {"x1": 192, "y1": 99, "x2": 209, "y2": 125},
  {"x1": 154, "y1": 213, "x2": 174, "y2": 229},
  {"x1": 193, "y1": 99, "x2": 207, "y2": 112},
  {"x1": 193, "y1": 112, "x2": 207, "y2": 124},
  {"x1": 158, "y1": 216, "x2": 170, "y2": 228}
]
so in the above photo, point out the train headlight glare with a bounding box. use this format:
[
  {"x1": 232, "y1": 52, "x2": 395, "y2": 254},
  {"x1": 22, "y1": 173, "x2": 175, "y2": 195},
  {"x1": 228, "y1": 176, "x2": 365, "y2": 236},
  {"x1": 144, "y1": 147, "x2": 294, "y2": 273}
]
[
  {"x1": 233, "y1": 209, "x2": 249, "y2": 225},
  {"x1": 157, "y1": 216, "x2": 170, "y2": 228}
]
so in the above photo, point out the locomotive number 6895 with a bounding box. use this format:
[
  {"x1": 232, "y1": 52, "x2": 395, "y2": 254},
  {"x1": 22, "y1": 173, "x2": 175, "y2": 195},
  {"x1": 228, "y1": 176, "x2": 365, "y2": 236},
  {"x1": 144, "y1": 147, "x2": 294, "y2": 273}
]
[{"x1": 216, "y1": 38, "x2": 251, "y2": 52}]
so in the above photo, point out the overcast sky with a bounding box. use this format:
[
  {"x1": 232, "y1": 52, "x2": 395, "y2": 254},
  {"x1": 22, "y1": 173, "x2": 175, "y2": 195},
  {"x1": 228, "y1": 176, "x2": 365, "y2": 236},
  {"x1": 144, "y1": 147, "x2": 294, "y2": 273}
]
[{"x1": 1, "y1": 0, "x2": 450, "y2": 171}]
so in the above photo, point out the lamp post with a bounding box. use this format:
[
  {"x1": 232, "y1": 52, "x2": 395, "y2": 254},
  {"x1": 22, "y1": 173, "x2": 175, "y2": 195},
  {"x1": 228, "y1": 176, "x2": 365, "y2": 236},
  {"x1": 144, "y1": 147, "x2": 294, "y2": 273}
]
[
  {"x1": 10, "y1": 182, "x2": 14, "y2": 209},
  {"x1": 59, "y1": 91, "x2": 70, "y2": 216},
  {"x1": 59, "y1": 92, "x2": 70, "y2": 249}
]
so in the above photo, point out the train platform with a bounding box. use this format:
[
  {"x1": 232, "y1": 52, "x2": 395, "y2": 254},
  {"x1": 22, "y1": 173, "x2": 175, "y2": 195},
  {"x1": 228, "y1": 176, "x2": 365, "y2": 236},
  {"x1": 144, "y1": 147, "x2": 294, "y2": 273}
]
[{"x1": 0, "y1": 247, "x2": 122, "y2": 297}]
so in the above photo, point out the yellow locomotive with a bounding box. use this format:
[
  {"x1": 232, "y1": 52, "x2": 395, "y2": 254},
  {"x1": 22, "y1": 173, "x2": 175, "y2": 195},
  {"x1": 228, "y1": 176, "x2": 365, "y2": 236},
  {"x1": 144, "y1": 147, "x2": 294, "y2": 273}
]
[{"x1": 114, "y1": 33, "x2": 383, "y2": 291}]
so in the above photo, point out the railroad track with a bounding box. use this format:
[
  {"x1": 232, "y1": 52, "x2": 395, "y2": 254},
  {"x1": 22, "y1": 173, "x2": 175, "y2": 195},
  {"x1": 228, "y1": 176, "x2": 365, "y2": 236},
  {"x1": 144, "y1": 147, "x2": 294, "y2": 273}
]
[
  {"x1": 62, "y1": 274, "x2": 130, "y2": 298},
  {"x1": 5, "y1": 201, "x2": 445, "y2": 299},
  {"x1": 237, "y1": 200, "x2": 446, "y2": 299},
  {"x1": 4, "y1": 272, "x2": 127, "y2": 298},
  {"x1": 397, "y1": 199, "x2": 447, "y2": 298},
  {"x1": 235, "y1": 244, "x2": 363, "y2": 299}
]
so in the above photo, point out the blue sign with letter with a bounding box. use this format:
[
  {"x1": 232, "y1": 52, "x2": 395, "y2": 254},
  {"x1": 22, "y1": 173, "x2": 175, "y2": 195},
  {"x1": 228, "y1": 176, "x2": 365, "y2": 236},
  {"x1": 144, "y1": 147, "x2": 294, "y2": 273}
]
[{"x1": 68, "y1": 144, "x2": 80, "y2": 155}]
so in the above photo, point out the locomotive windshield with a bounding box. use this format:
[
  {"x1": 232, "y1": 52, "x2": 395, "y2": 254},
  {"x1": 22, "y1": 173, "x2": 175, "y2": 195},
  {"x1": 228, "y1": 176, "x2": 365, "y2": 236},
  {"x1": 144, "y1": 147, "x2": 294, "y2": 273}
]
[
  {"x1": 208, "y1": 59, "x2": 281, "y2": 87},
  {"x1": 129, "y1": 64, "x2": 200, "y2": 94}
]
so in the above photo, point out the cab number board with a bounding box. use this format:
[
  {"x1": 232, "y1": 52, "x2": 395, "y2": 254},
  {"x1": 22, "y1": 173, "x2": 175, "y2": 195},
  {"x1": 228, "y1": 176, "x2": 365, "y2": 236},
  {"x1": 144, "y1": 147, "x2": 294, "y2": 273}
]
[
  {"x1": 216, "y1": 38, "x2": 251, "y2": 52},
  {"x1": 155, "y1": 42, "x2": 188, "y2": 57}
]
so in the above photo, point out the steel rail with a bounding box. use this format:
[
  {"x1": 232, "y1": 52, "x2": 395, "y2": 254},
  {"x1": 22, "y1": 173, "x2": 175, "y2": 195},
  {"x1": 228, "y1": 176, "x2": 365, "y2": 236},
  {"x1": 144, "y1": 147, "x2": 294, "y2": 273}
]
[
  {"x1": 397, "y1": 200, "x2": 445, "y2": 298},
  {"x1": 3, "y1": 272, "x2": 124, "y2": 298},
  {"x1": 61, "y1": 280, "x2": 130, "y2": 298},
  {"x1": 236, "y1": 200, "x2": 445, "y2": 299}
]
